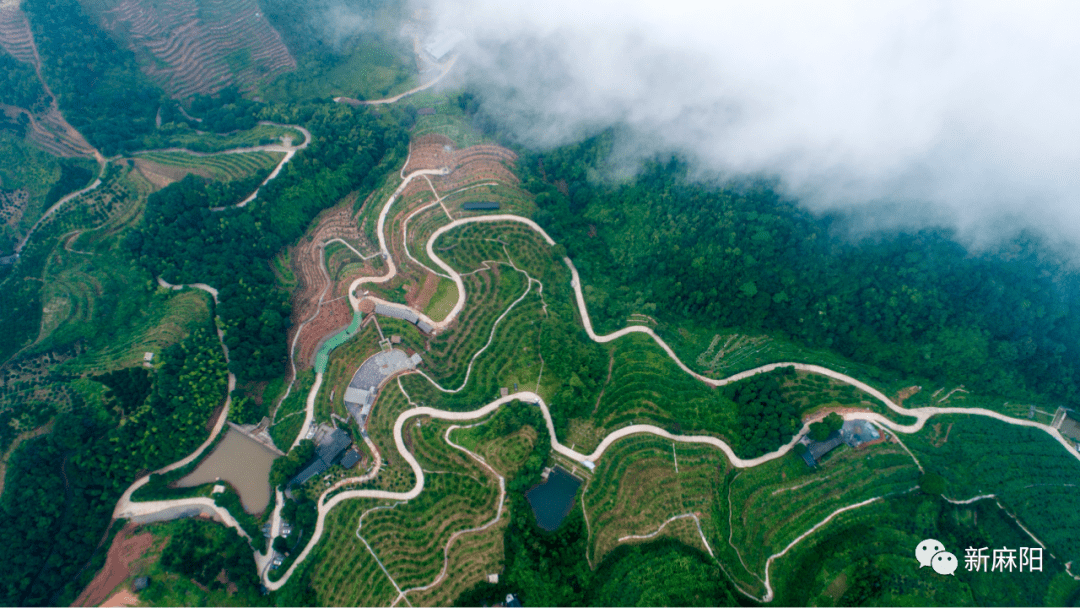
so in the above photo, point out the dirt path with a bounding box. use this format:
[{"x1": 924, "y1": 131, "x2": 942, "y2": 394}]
[
  {"x1": 334, "y1": 48, "x2": 458, "y2": 107},
  {"x1": 72, "y1": 523, "x2": 153, "y2": 607}
]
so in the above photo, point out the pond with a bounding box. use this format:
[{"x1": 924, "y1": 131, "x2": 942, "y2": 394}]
[
  {"x1": 525, "y1": 467, "x2": 582, "y2": 531},
  {"x1": 176, "y1": 429, "x2": 277, "y2": 513}
]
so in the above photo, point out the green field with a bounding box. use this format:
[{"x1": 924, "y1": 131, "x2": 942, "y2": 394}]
[
  {"x1": 302, "y1": 417, "x2": 503, "y2": 606},
  {"x1": 137, "y1": 123, "x2": 305, "y2": 153},
  {"x1": 905, "y1": 414, "x2": 1080, "y2": 565},
  {"x1": 261, "y1": 39, "x2": 418, "y2": 103}
]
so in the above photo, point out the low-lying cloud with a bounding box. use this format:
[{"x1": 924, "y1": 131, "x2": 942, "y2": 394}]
[{"x1": 422, "y1": 0, "x2": 1080, "y2": 246}]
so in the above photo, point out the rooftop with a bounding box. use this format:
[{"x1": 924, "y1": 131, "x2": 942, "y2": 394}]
[{"x1": 841, "y1": 419, "x2": 881, "y2": 447}]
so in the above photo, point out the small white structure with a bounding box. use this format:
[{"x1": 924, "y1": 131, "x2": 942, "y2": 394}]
[
  {"x1": 212, "y1": 484, "x2": 225, "y2": 494},
  {"x1": 487, "y1": 573, "x2": 499, "y2": 584},
  {"x1": 143, "y1": 352, "x2": 154, "y2": 362},
  {"x1": 423, "y1": 30, "x2": 465, "y2": 61}
]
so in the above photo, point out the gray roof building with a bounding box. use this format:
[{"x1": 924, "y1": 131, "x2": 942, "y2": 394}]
[
  {"x1": 841, "y1": 419, "x2": 881, "y2": 447},
  {"x1": 291, "y1": 458, "x2": 328, "y2": 487},
  {"x1": 317, "y1": 429, "x2": 352, "y2": 464},
  {"x1": 374, "y1": 303, "x2": 419, "y2": 324},
  {"x1": 802, "y1": 431, "x2": 844, "y2": 467},
  {"x1": 291, "y1": 428, "x2": 353, "y2": 488},
  {"x1": 340, "y1": 449, "x2": 362, "y2": 469}
]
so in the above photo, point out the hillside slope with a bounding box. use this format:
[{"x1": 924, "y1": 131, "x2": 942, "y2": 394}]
[{"x1": 91, "y1": 0, "x2": 296, "y2": 99}]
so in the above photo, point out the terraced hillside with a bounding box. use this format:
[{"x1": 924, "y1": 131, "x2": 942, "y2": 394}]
[
  {"x1": 0, "y1": 2, "x2": 98, "y2": 157},
  {"x1": 92, "y1": 0, "x2": 296, "y2": 99}
]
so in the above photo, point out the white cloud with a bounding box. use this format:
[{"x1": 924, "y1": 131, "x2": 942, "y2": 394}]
[{"x1": 425, "y1": 0, "x2": 1080, "y2": 245}]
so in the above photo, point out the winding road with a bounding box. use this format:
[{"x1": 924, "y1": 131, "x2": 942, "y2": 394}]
[
  {"x1": 261, "y1": 156, "x2": 1080, "y2": 596},
  {"x1": 109, "y1": 147, "x2": 1080, "y2": 601}
]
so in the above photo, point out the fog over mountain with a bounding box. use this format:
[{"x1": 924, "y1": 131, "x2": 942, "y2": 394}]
[{"x1": 421, "y1": 0, "x2": 1080, "y2": 247}]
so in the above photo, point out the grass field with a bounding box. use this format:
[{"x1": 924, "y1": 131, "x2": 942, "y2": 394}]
[
  {"x1": 422, "y1": 276, "x2": 459, "y2": 322},
  {"x1": 582, "y1": 435, "x2": 726, "y2": 566},
  {"x1": 261, "y1": 38, "x2": 418, "y2": 103},
  {"x1": 722, "y1": 442, "x2": 920, "y2": 590},
  {"x1": 0, "y1": 132, "x2": 94, "y2": 255},
  {"x1": 7, "y1": 164, "x2": 200, "y2": 378},
  {"x1": 270, "y1": 369, "x2": 315, "y2": 449},
  {"x1": 766, "y1": 490, "x2": 1079, "y2": 606},
  {"x1": 57, "y1": 288, "x2": 212, "y2": 374}
]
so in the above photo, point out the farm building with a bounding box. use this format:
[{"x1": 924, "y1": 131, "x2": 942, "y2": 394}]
[
  {"x1": 423, "y1": 30, "x2": 464, "y2": 61},
  {"x1": 840, "y1": 419, "x2": 881, "y2": 447},
  {"x1": 340, "y1": 449, "x2": 362, "y2": 469},
  {"x1": 373, "y1": 303, "x2": 433, "y2": 334},
  {"x1": 343, "y1": 349, "x2": 421, "y2": 427},
  {"x1": 462, "y1": 202, "x2": 500, "y2": 211},
  {"x1": 374, "y1": 303, "x2": 419, "y2": 324},
  {"x1": 800, "y1": 431, "x2": 844, "y2": 468},
  {"x1": 1052, "y1": 407, "x2": 1080, "y2": 442},
  {"x1": 801, "y1": 420, "x2": 883, "y2": 467},
  {"x1": 290, "y1": 427, "x2": 353, "y2": 488}
]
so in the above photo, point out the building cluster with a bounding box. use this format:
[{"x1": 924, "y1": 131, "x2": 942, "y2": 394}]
[
  {"x1": 799, "y1": 419, "x2": 883, "y2": 467},
  {"x1": 289, "y1": 425, "x2": 360, "y2": 490},
  {"x1": 1051, "y1": 407, "x2": 1080, "y2": 451}
]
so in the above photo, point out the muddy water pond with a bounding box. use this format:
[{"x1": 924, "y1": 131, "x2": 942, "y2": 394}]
[
  {"x1": 525, "y1": 467, "x2": 582, "y2": 531},
  {"x1": 176, "y1": 429, "x2": 277, "y2": 513}
]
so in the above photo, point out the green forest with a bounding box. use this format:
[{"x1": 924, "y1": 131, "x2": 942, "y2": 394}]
[
  {"x1": 127, "y1": 103, "x2": 406, "y2": 380},
  {"x1": 515, "y1": 136, "x2": 1080, "y2": 406},
  {"x1": 0, "y1": 327, "x2": 226, "y2": 605}
]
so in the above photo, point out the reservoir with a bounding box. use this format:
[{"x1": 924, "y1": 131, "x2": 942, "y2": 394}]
[
  {"x1": 525, "y1": 467, "x2": 582, "y2": 531},
  {"x1": 176, "y1": 428, "x2": 277, "y2": 513}
]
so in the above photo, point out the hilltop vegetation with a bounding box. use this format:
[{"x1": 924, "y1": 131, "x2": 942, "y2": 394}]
[
  {"x1": 0, "y1": 327, "x2": 227, "y2": 605},
  {"x1": 127, "y1": 103, "x2": 406, "y2": 380},
  {"x1": 517, "y1": 137, "x2": 1080, "y2": 405}
]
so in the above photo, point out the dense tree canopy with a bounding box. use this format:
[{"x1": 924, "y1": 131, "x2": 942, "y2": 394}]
[
  {"x1": 521, "y1": 139, "x2": 1080, "y2": 405},
  {"x1": 0, "y1": 327, "x2": 226, "y2": 605},
  {"x1": 726, "y1": 367, "x2": 800, "y2": 456},
  {"x1": 127, "y1": 104, "x2": 405, "y2": 380}
]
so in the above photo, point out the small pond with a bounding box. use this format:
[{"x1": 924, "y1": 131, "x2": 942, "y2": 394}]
[
  {"x1": 176, "y1": 429, "x2": 277, "y2": 513},
  {"x1": 525, "y1": 467, "x2": 582, "y2": 531}
]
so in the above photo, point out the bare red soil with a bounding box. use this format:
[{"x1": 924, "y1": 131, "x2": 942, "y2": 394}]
[
  {"x1": 296, "y1": 298, "x2": 352, "y2": 368},
  {"x1": 73, "y1": 524, "x2": 154, "y2": 608},
  {"x1": 404, "y1": 135, "x2": 520, "y2": 200},
  {"x1": 288, "y1": 202, "x2": 378, "y2": 368},
  {"x1": 408, "y1": 270, "x2": 440, "y2": 311}
]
